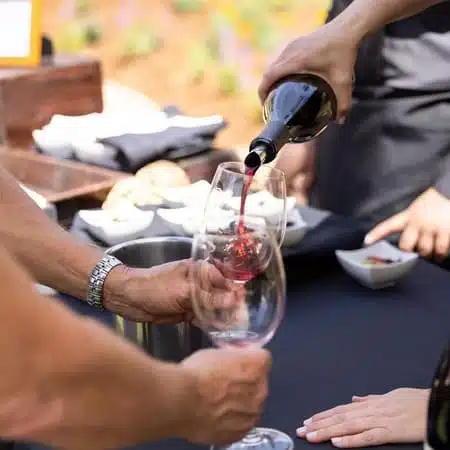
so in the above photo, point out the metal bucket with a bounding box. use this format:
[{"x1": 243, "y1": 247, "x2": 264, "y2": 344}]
[{"x1": 106, "y1": 237, "x2": 205, "y2": 362}]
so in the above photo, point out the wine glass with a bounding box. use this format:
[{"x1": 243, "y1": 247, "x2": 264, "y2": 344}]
[
  {"x1": 203, "y1": 162, "x2": 287, "y2": 246},
  {"x1": 190, "y1": 213, "x2": 294, "y2": 450}
]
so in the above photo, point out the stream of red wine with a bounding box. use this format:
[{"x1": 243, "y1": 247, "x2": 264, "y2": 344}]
[
  {"x1": 220, "y1": 167, "x2": 261, "y2": 282},
  {"x1": 239, "y1": 167, "x2": 255, "y2": 229}
]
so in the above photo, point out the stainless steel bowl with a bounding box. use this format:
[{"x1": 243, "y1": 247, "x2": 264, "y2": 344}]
[{"x1": 106, "y1": 237, "x2": 206, "y2": 362}]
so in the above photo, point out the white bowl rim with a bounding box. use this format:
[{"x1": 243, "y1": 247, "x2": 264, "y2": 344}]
[{"x1": 335, "y1": 240, "x2": 418, "y2": 269}]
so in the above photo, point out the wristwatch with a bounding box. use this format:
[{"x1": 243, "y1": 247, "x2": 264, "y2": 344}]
[{"x1": 87, "y1": 254, "x2": 123, "y2": 309}]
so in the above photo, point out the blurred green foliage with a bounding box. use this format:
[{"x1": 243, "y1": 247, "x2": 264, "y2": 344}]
[
  {"x1": 172, "y1": 0, "x2": 204, "y2": 14},
  {"x1": 186, "y1": 42, "x2": 213, "y2": 83},
  {"x1": 217, "y1": 66, "x2": 240, "y2": 96},
  {"x1": 54, "y1": 20, "x2": 102, "y2": 52},
  {"x1": 120, "y1": 26, "x2": 163, "y2": 59}
]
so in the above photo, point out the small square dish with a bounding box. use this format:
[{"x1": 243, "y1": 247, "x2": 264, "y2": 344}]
[
  {"x1": 78, "y1": 205, "x2": 155, "y2": 246},
  {"x1": 282, "y1": 209, "x2": 310, "y2": 247},
  {"x1": 161, "y1": 180, "x2": 211, "y2": 208},
  {"x1": 335, "y1": 240, "x2": 419, "y2": 289}
]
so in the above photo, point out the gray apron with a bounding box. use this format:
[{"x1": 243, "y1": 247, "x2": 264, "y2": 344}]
[{"x1": 310, "y1": 0, "x2": 450, "y2": 225}]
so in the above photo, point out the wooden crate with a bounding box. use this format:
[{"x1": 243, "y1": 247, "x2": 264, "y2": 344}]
[
  {"x1": 0, "y1": 149, "x2": 129, "y2": 203},
  {"x1": 0, "y1": 55, "x2": 103, "y2": 148}
]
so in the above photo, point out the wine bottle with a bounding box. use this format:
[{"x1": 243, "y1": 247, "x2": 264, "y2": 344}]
[
  {"x1": 245, "y1": 74, "x2": 337, "y2": 170},
  {"x1": 425, "y1": 342, "x2": 449, "y2": 450}
]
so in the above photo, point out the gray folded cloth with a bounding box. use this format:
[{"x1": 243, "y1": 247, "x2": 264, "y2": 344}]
[{"x1": 34, "y1": 107, "x2": 227, "y2": 173}]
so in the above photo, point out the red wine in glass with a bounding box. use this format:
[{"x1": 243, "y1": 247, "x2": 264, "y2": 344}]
[{"x1": 219, "y1": 166, "x2": 261, "y2": 282}]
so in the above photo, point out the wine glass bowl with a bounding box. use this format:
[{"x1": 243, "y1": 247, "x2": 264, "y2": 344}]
[
  {"x1": 204, "y1": 162, "x2": 287, "y2": 246},
  {"x1": 191, "y1": 215, "x2": 285, "y2": 349}
]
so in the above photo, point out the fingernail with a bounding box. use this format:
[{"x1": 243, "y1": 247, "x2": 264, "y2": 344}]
[
  {"x1": 364, "y1": 235, "x2": 373, "y2": 245},
  {"x1": 332, "y1": 437, "x2": 343, "y2": 447},
  {"x1": 304, "y1": 417, "x2": 312, "y2": 425},
  {"x1": 306, "y1": 432, "x2": 317, "y2": 441},
  {"x1": 296, "y1": 426, "x2": 307, "y2": 436},
  {"x1": 338, "y1": 117, "x2": 346, "y2": 125}
]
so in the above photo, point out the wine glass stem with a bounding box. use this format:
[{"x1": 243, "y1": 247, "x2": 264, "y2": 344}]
[{"x1": 242, "y1": 428, "x2": 265, "y2": 445}]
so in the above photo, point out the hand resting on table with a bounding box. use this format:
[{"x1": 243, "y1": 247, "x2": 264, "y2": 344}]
[{"x1": 296, "y1": 388, "x2": 429, "y2": 448}]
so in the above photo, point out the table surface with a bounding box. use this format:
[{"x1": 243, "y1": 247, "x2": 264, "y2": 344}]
[
  {"x1": 18, "y1": 255, "x2": 450, "y2": 450},
  {"x1": 15, "y1": 210, "x2": 450, "y2": 450},
  {"x1": 137, "y1": 260, "x2": 449, "y2": 450}
]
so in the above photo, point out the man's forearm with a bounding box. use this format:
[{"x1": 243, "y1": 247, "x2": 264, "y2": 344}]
[
  {"x1": 0, "y1": 167, "x2": 127, "y2": 302},
  {"x1": 333, "y1": 0, "x2": 444, "y2": 41},
  {"x1": 0, "y1": 245, "x2": 192, "y2": 449}
]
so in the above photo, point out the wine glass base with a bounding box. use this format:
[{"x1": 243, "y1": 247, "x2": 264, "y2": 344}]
[{"x1": 212, "y1": 427, "x2": 294, "y2": 450}]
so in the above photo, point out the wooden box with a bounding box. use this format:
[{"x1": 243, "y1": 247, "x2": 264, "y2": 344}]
[
  {"x1": 0, "y1": 55, "x2": 103, "y2": 148},
  {"x1": 0, "y1": 149, "x2": 128, "y2": 203}
]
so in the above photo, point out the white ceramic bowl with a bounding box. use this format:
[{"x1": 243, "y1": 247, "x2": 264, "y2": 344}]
[
  {"x1": 78, "y1": 206, "x2": 155, "y2": 246},
  {"x1": 161, "y1": 180, "x2": 211, "y2": 208},
  {"x1": 157, "y1": 207, "x2": 235, "y2": 236},
  {"x1": 282, "y1": 209, "x2": 309, "y2": 247},
  {"x1": 335, "y1": 240, "x2": 419, "y2": 289},
  {"x1": 226, "y1": 191, "x2": 296, "y2": 225}
]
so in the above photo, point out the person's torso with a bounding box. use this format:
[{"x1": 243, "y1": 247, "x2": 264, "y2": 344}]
[
  {"x1": 310, "y1": 92, "x2": 450, "y2": 224},
  {"x1": 312, "y1": 0, "x2": 450, "y2": 224},
  {"x1": 328, "y1": 0, "x2": 450, "y2": 92}
]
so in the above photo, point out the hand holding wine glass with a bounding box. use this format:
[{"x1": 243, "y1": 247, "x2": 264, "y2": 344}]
[
  {"x1": 190, "y1": 213, "x2": 293, "y2": 449},
  {"x1": 180, "y1": 347, "x2": 271, "y2": 446}
]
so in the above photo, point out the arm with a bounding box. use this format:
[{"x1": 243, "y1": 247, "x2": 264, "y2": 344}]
[
  {"x1": 334, "y1": 0, "x2": 445, "y2": 40},
  {"x1": 0, "y1": 167, "x2": 190, "y2": 323},
  {"x1": 0, "y1": 243, "x2": 192, "y2": 449},
  {"x1": 0, "y1": 244, "x2": 271, "y2": 449},
  {"x1": 0, "y1": 166, "x2": 121, "y2": 302},
  {"x1": 259, "y1": 0, "x2": 445, "y2": 120}
]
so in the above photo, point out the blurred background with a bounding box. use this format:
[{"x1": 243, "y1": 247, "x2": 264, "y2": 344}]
[{"x1": 42, "y1": 0, "x2": 329, "y2": 150}]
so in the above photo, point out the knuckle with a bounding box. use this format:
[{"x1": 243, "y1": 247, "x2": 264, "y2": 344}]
[
  {"x1": 333, "y1": 70, "x2": 353, "y2": 87},
  {"x1": 362, "y1": 430, "x2": 378, "y2": 444},
  {"x1": 334, "y1": 412, "x2": 347, "y2": 424}
]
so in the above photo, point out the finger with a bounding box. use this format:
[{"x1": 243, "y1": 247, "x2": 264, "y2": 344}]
[
  {"x1": 303, "y1": 408, "x2": 377, "y2": 434},
  {"x1": 304, "y1": 401, "x2": 369, "y2": 424},
  {"x1": 151, "y1": 314, "x2": 186, "y2": 324},
  {"x1": 364, "y1": 212, "x2": 408, "y2": 246},
  {"x1": 258, "y1": 70, "x2": 277, "y2": 103},
  {"x1": 330, "y1": 429, "x2": 387, "y2": 448},
  {"x1": 258, "y1": 58, "x2": 293, "y2": 102},
  {"x1": 352, "y1": 396, "x2": 368, "y2": 402},
  {"x1": 417, "y1": 231, "x2": 435, "y2": 258},
  {"x1": 398, "y1": 226, "x2": 419, "y2": 253},
  {"x1": 434, "y1": 232, "x2": 450, "y2": 262},
  {"x1": 303, "y1": 417, "x2": 384, "y2": 444},
  {"x1": 333, "y1": 82, "x2": 352, "y2": 124},
  {"x1": 352, "y1": 394, "x2": 382, "y2": 402}
]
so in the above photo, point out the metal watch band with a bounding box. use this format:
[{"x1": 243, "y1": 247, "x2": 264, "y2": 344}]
[{"x1": 87, "y1": 254, "x2": 123, "y2": 309}]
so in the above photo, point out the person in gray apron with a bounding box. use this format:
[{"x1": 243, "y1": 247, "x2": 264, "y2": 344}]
[
  {"x1": 260, "y1": 2, "x2": 449, "y2": 446},
  {"x1": 269, "y1": 0, "x2": 450, "y2": 261}
]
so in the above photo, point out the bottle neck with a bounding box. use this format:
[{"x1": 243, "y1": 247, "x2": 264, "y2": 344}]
[{"x1": 249, "y1": 120, "x2": 289, "y2": 164}]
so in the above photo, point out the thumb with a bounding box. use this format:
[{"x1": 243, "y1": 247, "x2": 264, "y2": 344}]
[{"x1": 364, "y1": 212, "x2": 408, "y2": 246}]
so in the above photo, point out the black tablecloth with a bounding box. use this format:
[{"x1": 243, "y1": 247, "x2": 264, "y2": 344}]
[{"x1": 14, "y1": 211, "x2": 450, "y2": 450}]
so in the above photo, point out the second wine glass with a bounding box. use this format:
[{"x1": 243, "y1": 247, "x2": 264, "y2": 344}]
[
  {"x1": 203, "y1": 162, "x2": 287, "y2": 246},
  {"x1": 190, "y1": 213, "x2": 293, "y2": 450}
]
